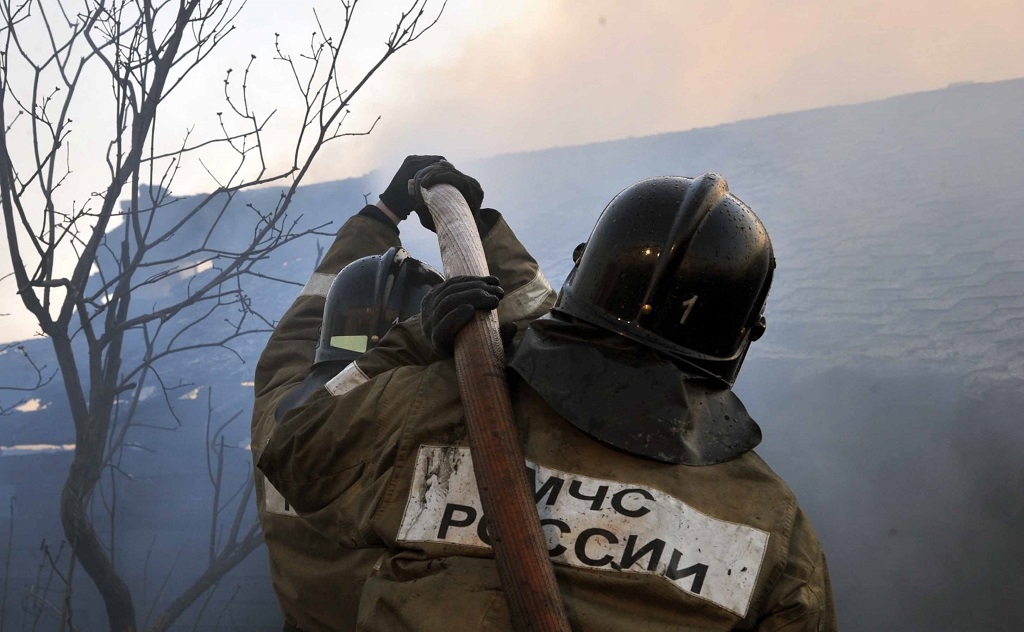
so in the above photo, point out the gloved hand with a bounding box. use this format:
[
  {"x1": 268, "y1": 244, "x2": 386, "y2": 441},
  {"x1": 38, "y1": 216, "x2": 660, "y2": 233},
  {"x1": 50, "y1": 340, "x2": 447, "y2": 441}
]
[
  {"x1": 410, "y1": 160, "x2": 485, "y2": 232},
  {"x1": 420, "y1": 275, "x2": 515, "y2": 356},
  {"x1": 378, "y1": 155, "x2": 445, "y2": 221}
]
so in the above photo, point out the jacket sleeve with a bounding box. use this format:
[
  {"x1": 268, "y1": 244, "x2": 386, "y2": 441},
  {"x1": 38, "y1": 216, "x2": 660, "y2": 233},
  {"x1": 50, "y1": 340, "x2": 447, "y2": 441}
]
[
  {"x1": 257, "y1": 209, "x2": 556, "y2": 538},
  {"x1": 251, "y1": 211, "x2": 400, "y2": 462},
  {"x1": 756, "y1": 508, "x2": 838, "y2": 631},
  {"x1": 257, "y1": 351, "x2": 430, "y2": 545},
  {"x1": 479, "y1": 208, "x2": 557, "y2": 331},
  {"x1": 253, "y1": 206, "x2": 553, "y2": 427},
  {"x1": 350, "y1": 208, "x2": 557, "y2": 381}
]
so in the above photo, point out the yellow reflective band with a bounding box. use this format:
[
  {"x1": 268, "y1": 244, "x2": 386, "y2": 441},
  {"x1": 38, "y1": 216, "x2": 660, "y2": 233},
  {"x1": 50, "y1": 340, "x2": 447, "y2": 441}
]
[{"x1": 329, "y1": 335, "x2": 368, "y2": 353}]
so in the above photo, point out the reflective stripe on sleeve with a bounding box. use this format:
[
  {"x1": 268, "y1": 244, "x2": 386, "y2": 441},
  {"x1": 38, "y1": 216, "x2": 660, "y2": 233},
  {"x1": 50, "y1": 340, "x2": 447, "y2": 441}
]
[
  {"x1": 299, "y1": 272, "x2": 336, "y2": 298},
  {"x1": 498, "y1": 269, "x2": 555, "y2": 324},
  {"x1": 325, "y1": 362, "x2": 370, "y2": 396}
]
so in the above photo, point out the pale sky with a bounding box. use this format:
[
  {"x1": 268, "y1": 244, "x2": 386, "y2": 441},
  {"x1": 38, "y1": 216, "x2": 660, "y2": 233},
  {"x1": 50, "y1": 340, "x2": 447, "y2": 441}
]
[
  {"x1": 2, "y1": 0, "x2": 1023, "y2": 343},
  {"x1": 314, "y1": 0, "x2": 1024, "y2": 179}
]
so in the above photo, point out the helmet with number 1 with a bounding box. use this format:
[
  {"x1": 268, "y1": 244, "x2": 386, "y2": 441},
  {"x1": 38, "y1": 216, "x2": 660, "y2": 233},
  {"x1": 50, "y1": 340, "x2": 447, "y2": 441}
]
[
  {"x1": 553, "y1": 174, "x2": 775, "y2": 386},
  {"x1": 315, "y1": 247, "x2": 443, "y2": 365}
]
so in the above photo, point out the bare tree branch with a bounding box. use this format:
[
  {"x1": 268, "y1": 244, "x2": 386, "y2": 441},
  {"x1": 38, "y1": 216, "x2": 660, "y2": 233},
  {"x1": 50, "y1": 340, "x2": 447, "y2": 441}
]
[
  {"x1": 0, "y1": 342, "x2": 56, "y2": 414},
  {"x1": 0, "y1": 0, "x2": 446, "y2": 629}
]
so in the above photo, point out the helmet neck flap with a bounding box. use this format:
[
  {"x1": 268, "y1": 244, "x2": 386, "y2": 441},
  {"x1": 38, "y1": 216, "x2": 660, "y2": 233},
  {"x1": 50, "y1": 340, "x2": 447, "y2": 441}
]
[{"x1": 508, "y1": 314, "x2": 762, "y2": 465}]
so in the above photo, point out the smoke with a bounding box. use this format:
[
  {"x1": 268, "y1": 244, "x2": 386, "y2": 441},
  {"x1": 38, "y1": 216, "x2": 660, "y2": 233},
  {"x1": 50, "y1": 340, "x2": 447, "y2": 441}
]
[
  {"x1": 3, "y1": 0, "x2": 1021, "y2": 342},
  {"x1": 736, "y1": 357, "x2": 1024, "y2": 630},
  {"x1": 310, "y1": 0, "x2": 1024, "y2": 181}
]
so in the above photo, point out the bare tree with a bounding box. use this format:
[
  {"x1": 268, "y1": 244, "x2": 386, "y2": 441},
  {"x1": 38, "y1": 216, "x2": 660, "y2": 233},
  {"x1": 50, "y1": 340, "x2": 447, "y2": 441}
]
[{"x1": 0, "y1": 1, "x2": 444, "y2": 630}]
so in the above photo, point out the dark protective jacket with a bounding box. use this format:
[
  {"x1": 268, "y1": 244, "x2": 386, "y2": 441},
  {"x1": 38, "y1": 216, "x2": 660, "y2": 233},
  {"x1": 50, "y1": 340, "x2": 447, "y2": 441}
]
[
  {"x1": 251, "y1": 210, "x2": 555, "y2": 631},
  {"x1": 257, "y1": 325, "x2": 837, "y2": 629}
]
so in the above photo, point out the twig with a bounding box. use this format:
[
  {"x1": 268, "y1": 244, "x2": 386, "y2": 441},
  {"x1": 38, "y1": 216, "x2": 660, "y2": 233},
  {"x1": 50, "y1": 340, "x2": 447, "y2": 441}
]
[
  {"x1": 57, "y1": 548, "x2": 76, "y2": 632},
  {"x1": 1, "y1": 497, "x2": 14, "y2": 629},
  {"x1": 212, "y1": 584, "x2": 241, "y2": 631}
]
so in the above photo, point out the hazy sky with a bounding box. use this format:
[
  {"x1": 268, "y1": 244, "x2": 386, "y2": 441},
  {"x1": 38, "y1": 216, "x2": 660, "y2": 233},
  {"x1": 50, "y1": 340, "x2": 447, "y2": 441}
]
[
  {"x1": 314, "y1": 0, "x2": 1024, "y2": 179},
  {"x1": 1, "y1": 0, "x2": 1023, "y2": 343}
]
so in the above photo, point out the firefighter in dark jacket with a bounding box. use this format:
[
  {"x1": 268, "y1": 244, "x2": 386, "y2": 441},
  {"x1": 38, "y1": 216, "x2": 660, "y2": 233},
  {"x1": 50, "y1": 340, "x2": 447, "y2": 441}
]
[
  {"x1": 251, "y1": 156, "x2": 556, "y2": 631},
  {"x1": 258, "y1": 167, "x2": 837, "y2": 630}
]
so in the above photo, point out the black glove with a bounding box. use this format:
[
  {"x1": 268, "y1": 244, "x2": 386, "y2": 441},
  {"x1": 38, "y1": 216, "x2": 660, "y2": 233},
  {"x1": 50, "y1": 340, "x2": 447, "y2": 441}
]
[
  {"x1": 379, "y1": 155, "x2": 445, "y2": 220},
  {"x1": 420, "y1": 275, "x2": 514, "y2": 356},
  {"x1": 410, "y1": 160, "x2": 485, "y2": 232}
]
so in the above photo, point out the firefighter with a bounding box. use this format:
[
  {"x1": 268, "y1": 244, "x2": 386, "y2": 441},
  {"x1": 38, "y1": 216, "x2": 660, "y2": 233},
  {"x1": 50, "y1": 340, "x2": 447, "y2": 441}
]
[
  {"x1": 258, "y1": 169, "x2": 837, "y2": 630},
  {"x1": 250, "y1": 156, "x2": 556, "y2": 631}
]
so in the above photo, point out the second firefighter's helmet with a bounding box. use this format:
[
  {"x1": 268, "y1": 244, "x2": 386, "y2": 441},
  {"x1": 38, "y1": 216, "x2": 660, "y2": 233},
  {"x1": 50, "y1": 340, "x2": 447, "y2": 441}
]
[
  {"x1": 315, "y1": 247, "x2": 443, "y2": 365},
  {"x1": 553, "y1": 174, "x2": 775, "y2": 385}
]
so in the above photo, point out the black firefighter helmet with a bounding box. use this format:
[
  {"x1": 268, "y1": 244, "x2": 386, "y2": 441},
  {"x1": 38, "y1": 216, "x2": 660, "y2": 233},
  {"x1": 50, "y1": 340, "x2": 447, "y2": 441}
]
[
  {"x1": 553, "y1": 173, "x2": 775, "y2": 386},
  {"x1": 315, "y1": 247, "x2": 443, "y2": 366}
]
